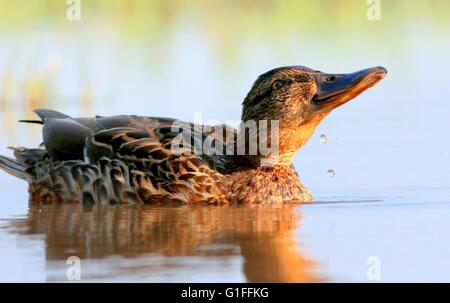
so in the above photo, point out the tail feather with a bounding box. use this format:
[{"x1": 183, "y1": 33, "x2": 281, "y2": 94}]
[{"x1": 0, "y1": 155, "x2": 27, "y2": 180}]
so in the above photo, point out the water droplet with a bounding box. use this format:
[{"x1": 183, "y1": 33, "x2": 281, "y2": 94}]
[
  {"x1": 327, "y1": 169, "x2": 335, "y2": 177},
  {"x1": 320, "y1": 134, "x2": 328, "y2": 144}
]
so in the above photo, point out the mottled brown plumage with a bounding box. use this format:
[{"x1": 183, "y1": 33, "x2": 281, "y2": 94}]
[{"x1": 0, "y1": 65, "x2": 387, "y2": 204}]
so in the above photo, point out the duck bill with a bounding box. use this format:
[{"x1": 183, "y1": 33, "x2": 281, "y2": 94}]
[{"x1": 312, "y1": 67, "x2": 388, "y2": 110}]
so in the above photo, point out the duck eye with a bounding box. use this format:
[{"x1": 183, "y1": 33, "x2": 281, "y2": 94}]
[
  {"x1": 272, "y1": 80, "x2": 284, "y2": 90},
  {"x1": 326, "y1": 76, "x2": 337, "y2": 82}
]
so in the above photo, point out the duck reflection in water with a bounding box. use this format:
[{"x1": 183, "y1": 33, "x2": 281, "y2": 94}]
[{"x1": 9, "y1": 204, "x2": 323, "y2": 282}]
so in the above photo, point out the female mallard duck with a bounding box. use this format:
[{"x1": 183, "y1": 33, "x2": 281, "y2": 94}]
[{"x1": 0, "y1": 66, "x2": 387, "y2": 205}]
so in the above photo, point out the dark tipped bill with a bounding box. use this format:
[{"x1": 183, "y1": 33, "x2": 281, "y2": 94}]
[{"x1": 312, "y1": 67, "x2": 387, "y2": 110}]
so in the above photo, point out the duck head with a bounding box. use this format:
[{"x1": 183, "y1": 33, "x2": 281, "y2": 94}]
[{"x1": 241, "y1": 65, "x2": 387, "y2": 165}]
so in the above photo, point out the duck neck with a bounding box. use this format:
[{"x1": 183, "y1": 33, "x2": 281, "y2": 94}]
[
  {"x1": 235, "y1": 119, "x2": 292, "y2": 167},
  {"x1": 235, "y1": 115, "x2": 323, "y2": 167}
]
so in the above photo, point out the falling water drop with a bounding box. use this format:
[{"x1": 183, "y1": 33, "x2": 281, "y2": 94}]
[
  {"x1": 327, "y1": 169, "x2": 335, "y2": 177},
  {"x1": 320, "y1": 134, "x2": 328, "y2": 144}
]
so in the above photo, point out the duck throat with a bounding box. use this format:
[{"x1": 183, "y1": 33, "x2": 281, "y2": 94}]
[
  {"x1": 234, "y1": 119, "x2": 282, "y2": 166},
  {"x1": 235, "y1": 115, "x2": 324, "y2": 167},
  {"x1": 226, "y1": 165, "x2": 312, "y2": 204}
]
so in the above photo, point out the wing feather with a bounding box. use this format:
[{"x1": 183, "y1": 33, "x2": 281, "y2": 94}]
[{"x1": 19, "y1": 109, "x2": 235, "y2": 204}]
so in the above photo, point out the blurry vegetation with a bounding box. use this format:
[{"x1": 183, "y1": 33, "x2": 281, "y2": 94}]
[
  {"x1": 0, "y1": 0, "x2": 449, "y2": 36},
  {"x1": 0, "y1": 0, "x2": 449, "y2": 120},
  {"x1": 1, "y1": 0, "x2": 449, "y2": 64}
]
